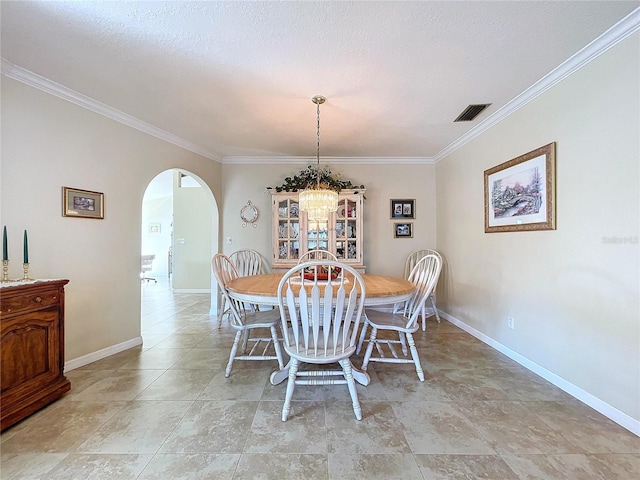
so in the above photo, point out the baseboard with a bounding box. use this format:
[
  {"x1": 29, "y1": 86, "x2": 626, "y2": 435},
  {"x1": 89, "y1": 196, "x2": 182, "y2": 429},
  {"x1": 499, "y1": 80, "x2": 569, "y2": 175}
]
[
  {"x1": 64, "y1": 336, "x2": 143, "y2": 371},
  {"x1": 439, "y1": 310, "x2": 640, "y2": 437},
  {"x1": 172, "y1": 288, "x2": 210, "y2": 294}
]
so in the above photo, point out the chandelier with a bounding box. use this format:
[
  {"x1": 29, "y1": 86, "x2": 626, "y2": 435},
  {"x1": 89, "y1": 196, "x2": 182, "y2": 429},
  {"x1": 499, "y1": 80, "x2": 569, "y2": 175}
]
[{"x1": 298, "y1": 95, "x2": 339, "y2": 222}]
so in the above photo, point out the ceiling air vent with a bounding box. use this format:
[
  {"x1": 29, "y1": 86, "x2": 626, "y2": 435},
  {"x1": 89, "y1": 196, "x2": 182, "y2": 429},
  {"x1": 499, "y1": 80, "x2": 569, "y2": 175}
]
[{"x1": 454, "y1": 103, "x2": 491, "y2": 122}]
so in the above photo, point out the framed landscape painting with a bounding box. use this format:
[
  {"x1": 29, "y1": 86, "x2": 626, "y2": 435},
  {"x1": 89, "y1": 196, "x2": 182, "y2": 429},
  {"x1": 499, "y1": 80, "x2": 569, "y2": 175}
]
[{"x1": 484, "y1": 143, "x2": 556, "y2": 233}]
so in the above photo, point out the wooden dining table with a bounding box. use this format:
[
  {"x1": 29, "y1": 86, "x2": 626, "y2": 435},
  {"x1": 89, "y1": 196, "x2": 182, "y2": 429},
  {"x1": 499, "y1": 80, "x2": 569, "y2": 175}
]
[{"x1": 226, "y1": 272, "x2": 415, "y2": 386}]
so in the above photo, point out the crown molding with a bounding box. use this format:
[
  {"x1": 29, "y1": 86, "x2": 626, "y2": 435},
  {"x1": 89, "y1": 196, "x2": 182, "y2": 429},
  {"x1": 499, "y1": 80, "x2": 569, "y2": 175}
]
[
  {"x1": 0, "y1": 58, "x2": 222, "y2": 162},
  {"x1": 434, "y1": 7, "x2": 640, "y2": 163},
  {"x1": 3, "y1": 6, "x2": 637, "y2": 165},
  {"x1": 222, "y1": 156, "x2": 434, "y2": 165}
]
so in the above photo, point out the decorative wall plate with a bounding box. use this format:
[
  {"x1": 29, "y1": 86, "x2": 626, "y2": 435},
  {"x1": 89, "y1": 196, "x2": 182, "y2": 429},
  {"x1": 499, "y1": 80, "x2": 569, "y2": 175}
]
[{"x1": 240, "y1": 200, "x2": 258, "y2": 228}]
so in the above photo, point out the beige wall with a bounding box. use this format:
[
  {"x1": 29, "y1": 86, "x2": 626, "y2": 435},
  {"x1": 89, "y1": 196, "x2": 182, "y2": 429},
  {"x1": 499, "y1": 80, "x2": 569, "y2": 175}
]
[
  {"x1": 221, "y1": 162, "x2": 437, "y2": 276},
  {"x1": 436, "y1": 33, "x2": 639, "y2": 421},
  {"x1": 172, "y1": 170, "x2": 214, "y2": 291},
  {"x1": 0, "y1": 78, "x2": 222, "y2": 361},
  {"x1": 1, "y1": 31, "x2": 637, "y2": 430}
]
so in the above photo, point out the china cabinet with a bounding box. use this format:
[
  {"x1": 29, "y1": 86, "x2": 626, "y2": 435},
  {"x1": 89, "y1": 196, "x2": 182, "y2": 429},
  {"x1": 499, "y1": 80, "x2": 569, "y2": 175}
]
[{"x1": 271, "y1": 190, "x2": 365, "y2": 272}]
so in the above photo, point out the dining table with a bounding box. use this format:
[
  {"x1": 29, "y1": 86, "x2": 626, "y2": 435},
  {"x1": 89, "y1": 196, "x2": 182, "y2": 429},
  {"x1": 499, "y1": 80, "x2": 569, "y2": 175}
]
[{"x1": 225, "y1": 272, "x2": 415, "y2": 386}]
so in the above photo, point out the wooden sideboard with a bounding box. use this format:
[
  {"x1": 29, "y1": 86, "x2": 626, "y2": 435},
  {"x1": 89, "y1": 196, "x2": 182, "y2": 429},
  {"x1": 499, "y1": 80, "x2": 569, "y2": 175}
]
[{"x1": 0, "y1": 279, "x2": 71, "y2": 431}]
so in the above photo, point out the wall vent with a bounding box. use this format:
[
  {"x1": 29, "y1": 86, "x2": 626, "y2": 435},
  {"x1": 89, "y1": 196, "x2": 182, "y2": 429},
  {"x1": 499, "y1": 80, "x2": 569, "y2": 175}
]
[{"x1": 454, "y1": 104, "x2": 491, "y2": 122}]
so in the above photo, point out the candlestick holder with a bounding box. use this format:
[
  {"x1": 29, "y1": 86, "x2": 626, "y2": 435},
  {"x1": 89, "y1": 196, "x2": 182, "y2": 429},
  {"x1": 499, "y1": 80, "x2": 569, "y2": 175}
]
[
  {"x1": 22, "y1": 263, "x2": 33, "y2": 281},
  {"x1": 2, "y1": 260, "x2": 10, "y2": 282}
]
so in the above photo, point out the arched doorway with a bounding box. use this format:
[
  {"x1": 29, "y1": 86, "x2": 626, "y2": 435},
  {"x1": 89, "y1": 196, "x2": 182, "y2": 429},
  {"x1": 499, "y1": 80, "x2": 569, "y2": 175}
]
[{"x1": 141, "y1": 169, "x2": 220, "y2": 341}]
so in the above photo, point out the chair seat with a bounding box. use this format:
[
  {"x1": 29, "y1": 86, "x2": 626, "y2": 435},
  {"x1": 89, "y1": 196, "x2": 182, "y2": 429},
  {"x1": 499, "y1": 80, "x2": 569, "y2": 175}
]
[
  {"x1": 231, "y1": 308, "x2": 280, "y2": 329},
  {"x1": 365, "y1": 309, "x2": 419, "y2": 333},
  {"x1": 282, "y1": 327, "x2": 356, "y2": 364}
]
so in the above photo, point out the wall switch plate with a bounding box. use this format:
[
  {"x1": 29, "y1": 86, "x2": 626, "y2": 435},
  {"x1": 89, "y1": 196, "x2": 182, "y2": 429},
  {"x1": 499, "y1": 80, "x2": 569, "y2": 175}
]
[
  {"x1": 226, "y1": 236, "x2": 232, "y2": 244},
  {"x1": 508, "y1": 316, "x2": 515, "y2": 329}
]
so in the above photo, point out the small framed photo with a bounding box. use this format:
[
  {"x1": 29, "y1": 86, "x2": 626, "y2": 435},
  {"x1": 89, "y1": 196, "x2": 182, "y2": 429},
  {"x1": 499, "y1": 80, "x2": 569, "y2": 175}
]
[
  {"x1": 394, "y1": 222, "x2": 413, "y2": 238},
  {"x1": 62, "y1": 187, "x2": 104, "y2": 219},
  {"x1": 148, "y1": 223, "x2": 161, "y2": 233},
  {"x1": 391, "y1": 199, "x2": 415, "y2": 219}
]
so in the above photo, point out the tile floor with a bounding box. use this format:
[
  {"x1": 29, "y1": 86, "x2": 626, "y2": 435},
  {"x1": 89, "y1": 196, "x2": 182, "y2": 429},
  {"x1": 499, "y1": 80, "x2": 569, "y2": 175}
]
[{"x1": 1, "y1": 278, "x2": 638, "y2": 479}]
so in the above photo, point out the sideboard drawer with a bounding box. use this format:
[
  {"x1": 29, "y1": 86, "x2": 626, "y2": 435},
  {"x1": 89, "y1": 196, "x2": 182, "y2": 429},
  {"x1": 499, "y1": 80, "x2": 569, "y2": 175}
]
[{"x1": 1, "y1": 290, "x2": 60, "y2": 316}]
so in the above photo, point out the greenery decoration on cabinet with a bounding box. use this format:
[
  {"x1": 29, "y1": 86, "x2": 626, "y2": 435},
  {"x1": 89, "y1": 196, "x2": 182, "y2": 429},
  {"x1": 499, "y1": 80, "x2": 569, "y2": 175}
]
[{"x1": 267, "y1": 165, "x2": 365, "y2": 194}]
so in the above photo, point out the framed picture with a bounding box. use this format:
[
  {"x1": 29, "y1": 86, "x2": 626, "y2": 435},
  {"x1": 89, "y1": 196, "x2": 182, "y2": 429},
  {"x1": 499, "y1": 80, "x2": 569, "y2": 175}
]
[
  {"x1": 62, "y1": 187, "x2": 104, "y2": 219},
  {"x1": 391, "y1": 199, "x2": 415, "y2": 219},
  {"x1": 148, "y1": 223, "x2": 161, "y2": 233},
  {"x1": 394, "y1": 222, "x2": 413, "y2": 238},
  {"x1": 484, "y1": 142, "x2": 556, "y2": 233}
]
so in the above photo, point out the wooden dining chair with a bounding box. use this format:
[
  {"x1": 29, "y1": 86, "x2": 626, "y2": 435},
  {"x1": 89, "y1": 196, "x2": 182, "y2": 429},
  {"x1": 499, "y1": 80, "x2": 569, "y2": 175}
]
[
  {"x1": 297, "y1": 249, "x2": 337, "y2": 263},
  {"x1": 404, "y1": 249, "x2": 443, "y2": 328},
  {"x1": 217, "y1": 249, "x2": 264, "y2": 328},
  {"x1": 357, "y1": 253, "x2": 441, "y2": 381},
  {"x1": 230, "y1": 248, "x2": 263, "y2": 276},
  {"x1": 212, "y1": 253, "x2": 284, "y2": 377},
  {"x1": 276, "y1": 260, "x2": 366, "y2": 421}
]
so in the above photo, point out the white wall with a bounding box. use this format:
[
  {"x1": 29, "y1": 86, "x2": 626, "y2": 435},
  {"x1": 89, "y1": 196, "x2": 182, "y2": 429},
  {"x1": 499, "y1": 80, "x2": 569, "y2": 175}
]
[
  {"x1": 221, "y1": 162, "x2": 437, "y2": 276},
  {"x1": 0, "y1": 78, "x2": 222, "y2": 362},
  {"x1": 436, "y1": 33, "x2": 639, "y2": 423}
]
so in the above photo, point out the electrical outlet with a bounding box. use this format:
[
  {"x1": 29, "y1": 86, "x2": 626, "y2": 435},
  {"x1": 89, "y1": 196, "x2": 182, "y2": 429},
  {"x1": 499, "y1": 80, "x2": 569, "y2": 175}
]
[
  {"x1": 226, "y1": 236, "x2": 232, "y2": 245},
  {"x1": 507, "y1": 316, "x2": 515, "y2": 329}
]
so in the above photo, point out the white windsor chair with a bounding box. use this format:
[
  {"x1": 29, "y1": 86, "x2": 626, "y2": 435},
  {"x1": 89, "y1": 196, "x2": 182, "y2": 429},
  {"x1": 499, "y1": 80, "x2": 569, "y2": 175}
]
[
  {"x1": 276, "y1": 260, "x2": 366, "y2": 421},
  {"x1": 212, "y1": 253, "x2": 284, "y2": 377},
  {"x1": 216, "y1": 249, "x2": 264, "y2": 328},
  {"x1": 404, "y1": 249, "x2": 443, "y2": 329},
  {"x1": 357, "y1": 253, "x2": 442, "y2": 381}
]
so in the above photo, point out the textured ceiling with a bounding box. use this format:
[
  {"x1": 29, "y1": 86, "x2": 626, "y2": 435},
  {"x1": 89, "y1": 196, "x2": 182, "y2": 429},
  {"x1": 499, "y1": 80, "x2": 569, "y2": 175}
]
[{"x1": 1, "y1": 1, "x2": 638, "y2": 161}]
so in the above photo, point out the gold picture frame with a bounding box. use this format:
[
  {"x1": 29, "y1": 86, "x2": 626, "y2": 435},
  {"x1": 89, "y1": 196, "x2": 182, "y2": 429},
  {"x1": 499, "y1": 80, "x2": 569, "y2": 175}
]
[
  {"x1": 62, "y1": 187, "x2": 104, "y2": 219},
  {"x1": 484, "y1": 142, "x2": 556, "y2": 233}
]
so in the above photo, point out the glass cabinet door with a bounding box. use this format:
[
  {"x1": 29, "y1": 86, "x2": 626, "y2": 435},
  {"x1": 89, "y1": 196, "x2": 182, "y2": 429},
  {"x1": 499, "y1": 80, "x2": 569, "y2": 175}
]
[
  {"x1": 334, "y1": 197, "x2": 360, "y2": 261},
  {"x1": 276, "y1": 198, "x2": 300, "y2": 261},
  {"x1": 307, "y1": 219, "x2": 329, "y2": 252}
]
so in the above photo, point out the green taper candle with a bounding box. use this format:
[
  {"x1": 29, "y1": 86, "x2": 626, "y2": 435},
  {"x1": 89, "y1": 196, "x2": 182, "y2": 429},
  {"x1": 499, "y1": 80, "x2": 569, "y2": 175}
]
[
  {"x1": 23, "y1": 229, "x2": 28, "y2": 264},
  {"x1": 2, "y1": 226, "x2": 7, "y2": 261}
]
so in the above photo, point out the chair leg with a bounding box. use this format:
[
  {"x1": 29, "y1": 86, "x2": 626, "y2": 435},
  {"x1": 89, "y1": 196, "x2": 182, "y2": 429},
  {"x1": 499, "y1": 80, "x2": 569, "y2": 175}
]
[
  {"x1": 240, "y1": 330, "x2": 250, "y2": 353},
  {"x1": 406, "y1": 333, "x2": 424, "y2": 381},
  {"x1": 399, "y1": 332, "x2": 408, "y2": 356},
  {"x1": 431, "y1": 296, "x2": 441, "y2": 323},
  {"x1": 217, "y1": 291, "x2": 226, "y2": 329},
  {"x1": 225, "y1": 330, "x2": 242, "y2": 377},
  {"x1": 361, "y1": 327, "x2": 378, "y2": 372},
  {"x1": 356, "y1": 318, "x2": 370, "y2": 355},
  {"x1": 282, "y1": 358, "x2": 300, "y2": 422},
  {"x1": 270, "y1": 325, "x2": 285, "y2": 369},
  {"x1": 339, "y1": 359, "x2": 362, "y2": 420}
]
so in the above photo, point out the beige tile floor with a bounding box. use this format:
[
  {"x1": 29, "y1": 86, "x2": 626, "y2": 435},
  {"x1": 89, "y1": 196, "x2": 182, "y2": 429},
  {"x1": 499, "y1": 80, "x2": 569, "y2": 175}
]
[{"x1": 2, "y1": 278, "x2": 638, "y2": 479}]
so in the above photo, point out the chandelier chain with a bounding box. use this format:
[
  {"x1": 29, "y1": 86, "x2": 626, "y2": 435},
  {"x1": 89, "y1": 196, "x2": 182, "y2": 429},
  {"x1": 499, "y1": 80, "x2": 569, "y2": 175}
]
[{"x1": 316, "y1": 100, "x2": 321, "y2": 186}]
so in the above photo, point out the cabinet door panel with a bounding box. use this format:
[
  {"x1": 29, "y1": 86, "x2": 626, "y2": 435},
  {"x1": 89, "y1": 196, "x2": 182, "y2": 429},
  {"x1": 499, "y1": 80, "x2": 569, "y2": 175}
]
[{"x1": 1, "y1": 308, "x2": 59, "y2": 397}]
